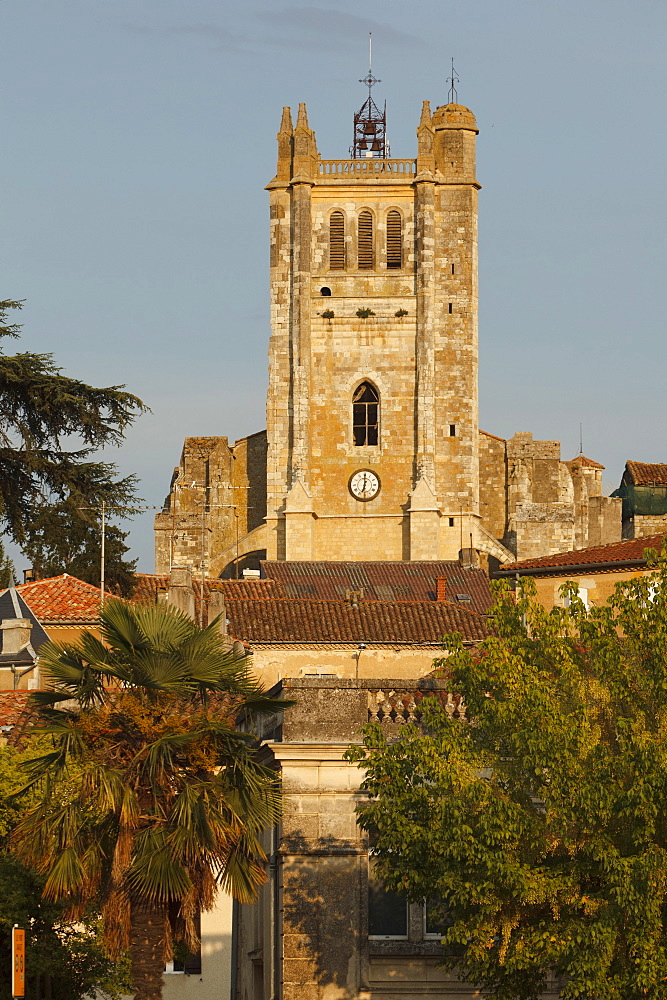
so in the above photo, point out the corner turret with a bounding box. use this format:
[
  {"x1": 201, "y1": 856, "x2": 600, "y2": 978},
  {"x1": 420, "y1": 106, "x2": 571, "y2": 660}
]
[{"x1": 432, "y1": 103, "x2": 479, "y2": 185}]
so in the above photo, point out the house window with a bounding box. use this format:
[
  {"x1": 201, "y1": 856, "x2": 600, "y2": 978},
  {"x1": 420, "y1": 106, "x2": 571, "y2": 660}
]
[
  {"x1": 358, "y1": 211, "x2": 374, "y2": 270},
  {"x1": 386, "y1": 210, "x2": 402, "y2": 269},
  {"x1": 353, "y1": 382, "x2": 379, "y2": 446},
  {"x1": 329, "y1": 211, "x2": 345, "y2": 270},
  {"x1": 369, "y1": 865, "x2": 408, "y2": 938},
  {"x1": 563, "y1": 586, "x2": 589, "y2": 611},
  {"x1": 165, "y1": 913, "x2": 202, "y2": 974}
]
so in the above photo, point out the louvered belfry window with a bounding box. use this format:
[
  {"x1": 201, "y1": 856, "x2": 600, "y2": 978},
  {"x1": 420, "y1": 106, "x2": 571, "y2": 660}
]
[
  {"x1": 353, "y1": 381, "x2": 379, "y2": 446},
  {"x1": 329, "y1": 211, "x2": 345, "y2": 270},
  {"x1": 386, "y1": 210, "x2": 402, "y2": 269},
  {"x1": 358, "y1": 211, "x2": 374, "y2": 270}
]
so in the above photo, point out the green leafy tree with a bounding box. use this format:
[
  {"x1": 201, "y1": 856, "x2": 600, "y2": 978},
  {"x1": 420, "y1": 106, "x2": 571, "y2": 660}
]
[
  {"x1": 349, "y1": 552, "x2": 667, "y2": 1000},
  {"x1": 0, "y1": 299, "x2": 145, "y2": 569},
  {"x1": 12, "y1": 600, "x2": 285, "y2": 1000},
  {"x1": 0, "y1": 737, "x2": 129, "y2": 1000}
]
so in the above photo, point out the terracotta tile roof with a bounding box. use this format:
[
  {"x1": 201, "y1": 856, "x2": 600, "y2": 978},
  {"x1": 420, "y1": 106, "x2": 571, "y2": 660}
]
[
  {"x1": 566, "y1": 455, "x2": 605, "y2": 470},
  {"x1": 498, "y1": 533, "x2": 667, "y2": 574},
  {"x1": 0, "y1": 691, "x2": 40, "y2": 744},
  {"x1": 132, "y1": 574, "x2": 284, "y2": 604},
  {"x1": 224, "y1": 598, "x2": 489, "y2": 645},
  {"x1": 624, "y1": 462, "x2": 667, "y2": 486},
  {"x1": 16, "y1": 574, "x2": 103, "y2": 624},
  {"x1": 133, "y1": 574, "x2": 285, "y2": 626},
  {"x1": 261, "y1": 561, "x2": 493, "y2": 614}
]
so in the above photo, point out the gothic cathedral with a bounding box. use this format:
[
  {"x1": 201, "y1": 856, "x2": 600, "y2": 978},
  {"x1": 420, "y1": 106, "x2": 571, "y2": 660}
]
[{"x1": 155, "y1": 93, "x2": 620, "y2": 577}]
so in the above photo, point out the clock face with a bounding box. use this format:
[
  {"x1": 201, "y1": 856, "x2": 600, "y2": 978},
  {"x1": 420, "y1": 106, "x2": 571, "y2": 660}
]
[{"x1": 349, "y1": 469, "x2": 380, "y2": 501}]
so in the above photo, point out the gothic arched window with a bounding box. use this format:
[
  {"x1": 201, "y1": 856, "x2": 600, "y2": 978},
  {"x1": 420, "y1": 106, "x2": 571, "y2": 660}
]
[
  {"x1": 353, "y1": 381, "x2": 379, "y2": 446},
  {"x1": 358, "y1": 211, "x2": 374, "y2": 270},
  {"x1": 329, "y1": 211, "x2": 345, "y2": 270},
  {"x1": 386, "y1": 210, "x2": 402, "y2": 269}
]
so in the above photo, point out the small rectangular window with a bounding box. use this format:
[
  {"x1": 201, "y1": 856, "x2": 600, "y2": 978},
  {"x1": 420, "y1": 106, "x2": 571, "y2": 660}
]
[
  {"x1": 449, "y1": 517, "x2": 455, "y2": 527},
  {"x1": 564, "y1": 587, "x2": 589, "y2": 611},
  {"x1": 369, "y1": 879, "x2": 408, "y2": 938},
  {"x1": 451, "y1": 263, "x2": 455, "y2": 274},
  {"x1": 448, "y1": 302, "x2": 453, "y2": 314},
  {"x1": 449, "y1": 425, "x2": 456, "y2": 436},
  {"x1": 165, "y1": 912, "x2": 202, "y2": 974}
]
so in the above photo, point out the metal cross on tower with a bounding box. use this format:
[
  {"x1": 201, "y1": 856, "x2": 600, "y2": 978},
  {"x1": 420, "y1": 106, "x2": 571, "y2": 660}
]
[{"x1": 447, "y1": 57, "x2": 460, "y2": 104}]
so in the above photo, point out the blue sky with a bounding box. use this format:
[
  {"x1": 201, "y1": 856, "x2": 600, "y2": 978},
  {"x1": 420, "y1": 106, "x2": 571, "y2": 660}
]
[{"x1": 1, "y1": 0, "x2": 665, "y2": 572}]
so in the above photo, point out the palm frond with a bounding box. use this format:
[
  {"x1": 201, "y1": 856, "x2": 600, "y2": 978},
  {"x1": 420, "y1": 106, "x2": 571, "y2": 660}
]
[
  {"x1": 126, "y1": 829, "x2": 192, "y2": 902},
  {"x1": 42, "y1": 845, "x2": 87, "y2": 900}
]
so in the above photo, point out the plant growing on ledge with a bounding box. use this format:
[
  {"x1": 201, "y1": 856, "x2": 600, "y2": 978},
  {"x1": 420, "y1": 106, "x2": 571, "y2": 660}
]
[
  {"x1": 395, "y1": 308, "x2": 408, "y2": 317},
  {"x1": 356, "y1": 307, "x2": 375, "y2": 318},
  {"x1": 321, "y1": 309, "x2": 335, "y2": 319}
]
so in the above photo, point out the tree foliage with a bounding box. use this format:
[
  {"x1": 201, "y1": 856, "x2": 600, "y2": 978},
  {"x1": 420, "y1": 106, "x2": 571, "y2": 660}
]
[
  {"x1": 12, "y1": 599, "x2": 285, "y2": 1000},
  {"x1": 0, "y1": 737, "x2": 129, "y2": 999},
  {"x1": 0, "y1": 536, "x2": 15, "y2": 589},
  {"x1": 349, "y1": 552, "x2": 667, "y2": 1000},
  {"x1": 0, "y1": 299, "x2": 145, "y2": 577}
]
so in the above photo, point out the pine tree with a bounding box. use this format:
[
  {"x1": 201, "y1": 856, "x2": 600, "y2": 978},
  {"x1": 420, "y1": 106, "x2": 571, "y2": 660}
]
[{"x1": 0, "y1": 300, "x2": 145, "y2": 579}]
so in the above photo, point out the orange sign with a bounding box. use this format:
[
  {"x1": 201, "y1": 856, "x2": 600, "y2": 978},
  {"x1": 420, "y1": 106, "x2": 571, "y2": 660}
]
[{"x1": 12, "y1": 926, "x2": 25, "y2": 998}]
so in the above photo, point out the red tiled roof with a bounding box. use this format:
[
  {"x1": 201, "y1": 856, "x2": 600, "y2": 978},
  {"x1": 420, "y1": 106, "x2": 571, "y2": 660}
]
[
  {"x1": 0, "y1": 691, "x2": 40, "y2": 744},
  {"x1": 224, "y1": 598, "x2": 489, "y2": 645},
  {"x1": 566, "y1": 455, "x2": 605, "y2": 470},
  {"x1": 16, "y1": 574, "x2": 103, "y2": 623},
  {"x1": 624, "y1": 462, "x2": 667, "y2": 486},
  {"x1": 132, "y1": 574, "x2": 284, "y2": 603},
  {"x1": 499, "y1": 533, "x2": 667, "y2": 573},
  {"x1": 261, "y1": 561, "x2": 493, "y2": 613}
]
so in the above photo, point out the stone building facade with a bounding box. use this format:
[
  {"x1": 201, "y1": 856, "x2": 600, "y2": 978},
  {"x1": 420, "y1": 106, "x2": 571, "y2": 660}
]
[
  {"x1": 235, "y1": 677, "x2": 562, "y2": 1000},
  {"x1": 155, "y1": 98, "x2": 621, "y2": 576}
]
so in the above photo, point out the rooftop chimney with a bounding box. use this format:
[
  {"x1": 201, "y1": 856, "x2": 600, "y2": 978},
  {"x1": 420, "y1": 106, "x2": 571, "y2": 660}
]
[{"x1": 1, "y1": 619, "x2": 32, "y2": 655}]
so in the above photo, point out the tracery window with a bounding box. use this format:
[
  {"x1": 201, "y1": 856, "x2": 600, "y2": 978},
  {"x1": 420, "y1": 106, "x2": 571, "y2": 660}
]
[
  {"x1": 353, "y1": 381, "x2": 379, "y2": 446},
  {"x1": 329, "y1": 211, "x2": 345, "y2": 270},
  {"x1": 386, "y1": 210, "x2": 402, "y2": 269},
  {"x1": 357, "y1": 211, "x2": 374, "y2": 270}
]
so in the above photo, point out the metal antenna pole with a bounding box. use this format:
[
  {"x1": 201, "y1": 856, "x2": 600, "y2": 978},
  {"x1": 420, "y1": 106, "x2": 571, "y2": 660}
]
[
  {"x1": 201, "y1": 505, "x2": 206, "y2": 627},
  {"x1": 100, "y1": 500, "x2": 106, "y2": 606}
]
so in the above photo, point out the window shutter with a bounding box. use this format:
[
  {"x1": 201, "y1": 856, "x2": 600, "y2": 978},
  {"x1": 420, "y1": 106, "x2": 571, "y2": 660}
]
[
  {"x1": 386, "y1": 210, "x2": 402, "y2": 269},
  {"x1": 329, "y1": 212, "x2": 345, "y2": 270},
  {"x1": 358, "y1": 211, "x2": 374, "y2": 270}
]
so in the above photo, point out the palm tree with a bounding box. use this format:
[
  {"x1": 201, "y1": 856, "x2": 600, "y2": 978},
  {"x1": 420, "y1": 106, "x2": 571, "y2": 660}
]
[{"x1": 12, "y1": 599, "x2": 284, "y2": 1000}]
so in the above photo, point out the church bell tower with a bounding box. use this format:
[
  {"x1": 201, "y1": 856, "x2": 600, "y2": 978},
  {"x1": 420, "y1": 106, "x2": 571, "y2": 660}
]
[{"x1": 265, "y1": 85, "x2": 481, "y2": 563}]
